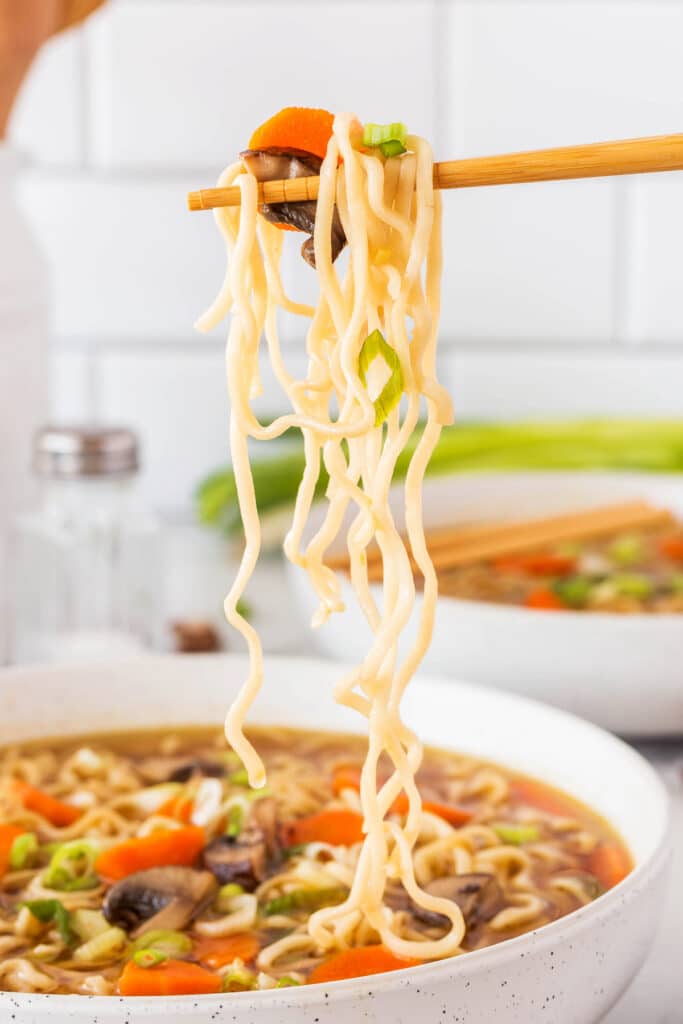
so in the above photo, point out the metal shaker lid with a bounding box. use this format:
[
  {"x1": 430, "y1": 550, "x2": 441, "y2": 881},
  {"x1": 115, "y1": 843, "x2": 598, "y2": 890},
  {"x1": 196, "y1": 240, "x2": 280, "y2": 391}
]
[{"x1": 33, "y1": 426, "x2": 139, "y2": 478}]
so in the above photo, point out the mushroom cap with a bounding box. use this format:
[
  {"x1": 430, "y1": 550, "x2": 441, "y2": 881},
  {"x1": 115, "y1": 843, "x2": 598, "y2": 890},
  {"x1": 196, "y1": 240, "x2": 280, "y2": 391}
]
[{"x1": 103, "y1": 866, "x2": 218, "y2": 935}]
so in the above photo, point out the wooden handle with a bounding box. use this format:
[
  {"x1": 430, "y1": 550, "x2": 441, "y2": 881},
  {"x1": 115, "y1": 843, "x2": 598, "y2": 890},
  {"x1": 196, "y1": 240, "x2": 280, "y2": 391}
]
[{"x1": 188, "y1": 132, "x2": 683, "y2": 211}]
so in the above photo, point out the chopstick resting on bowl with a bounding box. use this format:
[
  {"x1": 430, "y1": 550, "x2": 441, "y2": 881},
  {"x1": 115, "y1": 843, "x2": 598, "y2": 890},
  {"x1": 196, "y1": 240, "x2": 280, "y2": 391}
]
[
  {"x1": 328, "y1": 500, "x2": 675, "y2": 581},
  {"x1": 188, "y1": 132, "x2": 683, "y2": 211}
]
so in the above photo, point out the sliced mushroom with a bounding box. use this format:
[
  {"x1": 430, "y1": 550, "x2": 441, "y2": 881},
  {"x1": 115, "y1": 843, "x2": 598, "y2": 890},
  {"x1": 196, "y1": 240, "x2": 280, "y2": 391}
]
[
  {"x1": 413, "y1": 873, "x2": 504, "y2": 931},
  {"x1": 202, "y1": 828, "x2": 267, "y2": 892},
  {"x1": 103, "y1": 866, "x2": 218, "y2": 936},
  {"x1": 240, "y1": 147, "x2": 347, "y2": 267},
  {"x1": 137, "y1": 755, "x2": 225, "y2": 785}
]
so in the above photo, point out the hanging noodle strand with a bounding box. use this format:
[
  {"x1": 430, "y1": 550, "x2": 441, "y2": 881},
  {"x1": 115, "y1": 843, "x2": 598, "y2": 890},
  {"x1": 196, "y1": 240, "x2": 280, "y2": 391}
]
[{"x1": 197, "y1": 112, "x2": 463, "y2": 959}]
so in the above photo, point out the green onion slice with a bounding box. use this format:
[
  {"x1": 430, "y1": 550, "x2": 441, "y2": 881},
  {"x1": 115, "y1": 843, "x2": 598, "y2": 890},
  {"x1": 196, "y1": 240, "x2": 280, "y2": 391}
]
[
  {"x1": 493, "y1": 823, "x2": 541, "y2": 846},
  {"x1": 228, "y1": 769, "x2": 251, "y2": 788},
  {"x1": 362, "y1": 122, "x2": 408, "y2": 153},
  {"x1": 226, "y1": 805, "x2": 245, "y2": 839},
  {"x1": 222, "y1": 968, "x2": 257, "y2": 992},
  {"x1": 358, "y1": 329, "x2": 405, "y2": 427},
  {"x1": 43, "y1": 840, "x2": 99, "y2": 892},
  {"x1": 21, "y1": 899, "x2": 75, "y2": 946},
  {"x1": 133, "y1": 949, "x2": 169, "y2": 969},
  {"x1": 611, "y1": 573, "x2": 654, "y2": 598},
  {"x1": 130, "y1": 929, "x2": 193, "y2": 958},
  {"x1": 9, "y1": 832, "x2": 38, "y2": 870},
  {"x1": 262, "y1": 886, "x2": 347, "y2": 917},
  {"x1": 276, "y1": 976, "x2": 302, "y2": 988}
]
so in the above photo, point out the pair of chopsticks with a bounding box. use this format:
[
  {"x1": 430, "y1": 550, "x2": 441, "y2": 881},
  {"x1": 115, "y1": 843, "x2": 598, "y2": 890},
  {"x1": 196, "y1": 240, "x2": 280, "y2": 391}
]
[
  {"x1": 327, "y1": 501, "x2": 675, "y2": 581},
  {"x1": 188, "y1": 132, "x2": 683, "y2": 211}
]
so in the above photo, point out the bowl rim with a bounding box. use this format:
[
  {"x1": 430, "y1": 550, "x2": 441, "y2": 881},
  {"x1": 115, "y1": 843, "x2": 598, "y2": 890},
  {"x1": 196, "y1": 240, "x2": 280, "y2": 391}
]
[{"x1": 0, "y1": 654, "x2": 672, "y2": 1012}]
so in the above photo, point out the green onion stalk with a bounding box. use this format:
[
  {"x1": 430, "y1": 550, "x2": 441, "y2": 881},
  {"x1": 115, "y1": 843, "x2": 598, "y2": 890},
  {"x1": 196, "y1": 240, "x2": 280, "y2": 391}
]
[{"x1": 196, "y1": 419, "x2": 683, "y2": 537}]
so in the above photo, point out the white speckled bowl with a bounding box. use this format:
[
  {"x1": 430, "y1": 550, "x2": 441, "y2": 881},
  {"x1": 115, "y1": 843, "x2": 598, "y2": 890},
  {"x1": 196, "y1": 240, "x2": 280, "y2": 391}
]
[
  {"x1": 0, "y1": 654, "x2": 671, "y2": 1023},
  {"x1": 287, "y1": 472, "x2": 683, "y2": 735}
]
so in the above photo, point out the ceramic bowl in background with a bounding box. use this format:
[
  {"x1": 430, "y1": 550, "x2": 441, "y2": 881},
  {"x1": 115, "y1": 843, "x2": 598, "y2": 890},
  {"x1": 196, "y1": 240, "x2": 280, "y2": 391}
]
[{"x1": 287, "y1": 472, "x2": 683, "y2": 735}]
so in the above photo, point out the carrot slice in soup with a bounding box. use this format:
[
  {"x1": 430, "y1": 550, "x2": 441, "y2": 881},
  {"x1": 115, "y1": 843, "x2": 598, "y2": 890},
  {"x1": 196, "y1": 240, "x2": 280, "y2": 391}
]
[
  {"x1": 12, "y1": 780, "x2": 82, "y2": 828},
  {"x1": 494, "y1": 553, "x2": 577, "y2": 576},
  {"x1": 587, "y1": 843, "x2": 632, "y2": 890},
  {"x1": 194, "y1": 933, "x2": 260, "y2": 970},
  {"x1": 118, "y1": 959, "x2": 221, "y2": 996},
  {"x1": 157, "y1": 792, "x2": 194, "y2": 824},
  {"x1": 524, "y1": 588, "x2": 567, "y2": 611},
  {"x1": 659, "y1": 535, "x2": 683, "y2": 563},
  {"x1": 283, "y1": 809, "x2": 364, "y2": 847},
  {"x1": 509, "y1": 778, "x2": 579, "y2": 818},
  {"x1": 309, "y1": 945, "x2": 422, "y2": 985},
  {"x1": 331, "y1": 768, "x2": 471, "y2": 826},
  {"x1": 95, "y1": 826, "x2": 205, "y2": 881},
  {"x1": 249, "y1": 106, "x2": 334, "y2": 161},
  {"x1": 0, "y1": 825, "x2": 25, "y2": 877}
]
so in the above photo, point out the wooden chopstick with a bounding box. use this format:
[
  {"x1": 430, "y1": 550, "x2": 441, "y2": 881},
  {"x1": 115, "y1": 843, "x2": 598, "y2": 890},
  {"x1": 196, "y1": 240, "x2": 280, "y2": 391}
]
[
  {"x1": 188, "y1": 132, "x2": 683, "y2": 211},
  {"x1": 328, "y1": 501, "x2": 674, "y2": 581}
]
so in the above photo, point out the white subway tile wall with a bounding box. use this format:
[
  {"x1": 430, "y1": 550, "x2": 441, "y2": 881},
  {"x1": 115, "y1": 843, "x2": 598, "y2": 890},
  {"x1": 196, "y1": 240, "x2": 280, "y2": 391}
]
[{"x1": 9, "y1": 0, "x2": 683, "y2": 512}]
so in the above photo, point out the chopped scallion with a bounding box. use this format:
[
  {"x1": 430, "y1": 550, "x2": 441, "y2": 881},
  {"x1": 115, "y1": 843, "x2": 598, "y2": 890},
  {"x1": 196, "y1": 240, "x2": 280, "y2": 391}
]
[
  {"x1": 262, "y1": 886, "x2": 347, "y2": 917},
  {"x1": 43, "y1": 840, "x2": 99, "y2": 892},
  {"x1": 358, "y1": 329, "x2": 405, "y2": 427},
  {"x1": 362, "y1": 122, "x2": 408, "y2": 152},
  {"x1": 133, "y1": 949, "x2": 168, "y2": 969},
  {"x1": 222, "y1": 967, "x2": 257, "y2": 992},
  {"x1": 21, "y1": 899, "x2": 75, "y2": 946},
  {"x1": 276, "y1": 976, "x2": 301, "y2": 988},
  {"x1": 9, "y1": 832, "x2": 38, "y2": 870},
  {"x1": 130, "y1": 929, "x2": 193, "y2": 958},
  {"x1": 493, "y1": 823, "x2": 541, "y2": 846},
  {"x1": 226, "y1": 804, "x2": 245, "y2": 838}
]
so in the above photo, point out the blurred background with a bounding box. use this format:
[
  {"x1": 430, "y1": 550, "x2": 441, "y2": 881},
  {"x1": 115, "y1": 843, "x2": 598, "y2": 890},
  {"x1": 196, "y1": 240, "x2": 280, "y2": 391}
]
[
  {"x1": 7, "y1": 0, "x2": 683, "y2": 518},
  {"x1": 3, "y1": 0, "x2": 683, "y2": 667}
]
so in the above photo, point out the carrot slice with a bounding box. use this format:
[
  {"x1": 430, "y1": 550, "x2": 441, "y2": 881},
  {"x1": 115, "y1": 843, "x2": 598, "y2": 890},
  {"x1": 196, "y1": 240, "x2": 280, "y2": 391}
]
[
  {"x1": 331, "y1": 765, "x2": 362, "y2": 796},
  {"x1": 392, "y1": 793, "x2": 472, "y2": 827},
  {"x1": 283, "y1": 809, "x2": 364, "y2": 847},
  {"x1": 95, "y1": 826, "x2": 205, "y2": 881},
  {"x1": 587, "y1": 842, "x2": 632, "y2": 890},
  {"x1": 659, "y1": 535, "x2": 683, "y2": 563},
  {"x1": 118, "y1": 959, "x2": 221, "y2": 997},
  {"x1": 524, "y1": 588, "x2": 567, "y2": 611},
  {"x1": 0, "y1": 825, "x2": 25, "y2": 878},
  {"x1": 331, "y1": 767, "x2": 471, "y2": 827},
  {"x1": 158, "y1": 792, "x2": 194, "y2": 825},
  {"x1": 509, "y1": 778, "x2": 579, "y2": 818},
  {"x1": 194, "y1": 933, "x2": 260, "y2": 970},
  {"x1": 494, "y1": 553, "x2": 577, "y2": 576},
  {"x1": 249, "y1": 106, "x2": 334, "y2": 161},
  {"x1": 309, "y1": 944, "x2": 421, "y2": 985},
  {"x1": 12, "y1": 780, "x2": 82, "y2": 828}
]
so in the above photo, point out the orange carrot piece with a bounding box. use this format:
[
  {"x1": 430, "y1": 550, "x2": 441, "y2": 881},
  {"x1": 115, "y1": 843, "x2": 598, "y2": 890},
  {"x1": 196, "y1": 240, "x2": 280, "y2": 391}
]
[
  {"x1": 332, "y1": 767, "x2": 471, "y2": 827},
  {"x1": 194, "y1": 933, "x2": 260, "y2": 970},
  {"x1": 309, "y1": 944, "x2": 422, "y2": 985},
  {"x1": 12, "y1": 780, "x2": 82, "y2": 828},
  {"x1": 331, "y1": 765, "x2": 362, "y2": 796},
  {"x1": 249, "y1": 106, "x2": 334, "y2": 161},
  {"x1": 659, "y1": 535, "x2": 683, "y2": 563},
  {"x1": 0, "y1": 825, "x2": 25, "y2": 878},
  {"x1": 509, "y1": 777, "x2": 579, "y2": 818},
  {"x1": 283, "y1": 809, "x2": 364, "y2": 848},
  {"x1": 392, "y1": 793, "x2": 472, "y2": 827},
  {"x1": 95, "y1": 826, "x2": 205, "y2": 881},
  {"x1": 494, "y1": 553, "x2": 576, "y2": 577},
  {"x1": 588, "y1": 843, "x2": 632, "y2": 890},
  {"x1": 118, "y1": 959, "x2": 221, "y2": 997},
  {"x1": 158, "y1": 792, "x2": 194, "y2": 825},
  {"x1": 524, "y1": 588, "x2": 567, "y2": 611}
]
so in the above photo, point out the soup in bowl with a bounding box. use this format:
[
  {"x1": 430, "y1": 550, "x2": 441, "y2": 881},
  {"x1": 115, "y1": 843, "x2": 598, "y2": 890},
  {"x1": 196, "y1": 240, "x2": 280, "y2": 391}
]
[{"x1": 0, "y1": 655, "x2": 670, "y2": 1022}]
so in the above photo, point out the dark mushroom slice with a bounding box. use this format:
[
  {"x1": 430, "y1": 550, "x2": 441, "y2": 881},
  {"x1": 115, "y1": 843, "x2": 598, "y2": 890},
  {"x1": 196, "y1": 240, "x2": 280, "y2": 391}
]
[
  {"x1": 240, "y1": 147, "x2": 347, "y2": 268},
  {"x1": 202, "y1": 827, "x2": 268, "y2": 892},
  {"x1": 137, "y1": 755, "x2": 225, "y2": 785},
  {"x1": 412, "y1": 873, "x2": 504, "y2": 931},
  {"x1": 103, "y1": 866, "x2": 218, "y2": 937}
]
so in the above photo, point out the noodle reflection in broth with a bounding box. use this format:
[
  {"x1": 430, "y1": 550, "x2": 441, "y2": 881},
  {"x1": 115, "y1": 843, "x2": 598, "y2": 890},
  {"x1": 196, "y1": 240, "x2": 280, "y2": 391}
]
[{"x1": 197, "y1": 109, "x2": 459, "y2": 958}]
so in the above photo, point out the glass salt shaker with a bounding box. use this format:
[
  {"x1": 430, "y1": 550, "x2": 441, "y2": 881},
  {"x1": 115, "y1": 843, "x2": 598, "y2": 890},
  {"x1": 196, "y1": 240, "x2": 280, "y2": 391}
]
[{"x1": 10, "y1": 427, "x2": 163, "y2": 664}]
